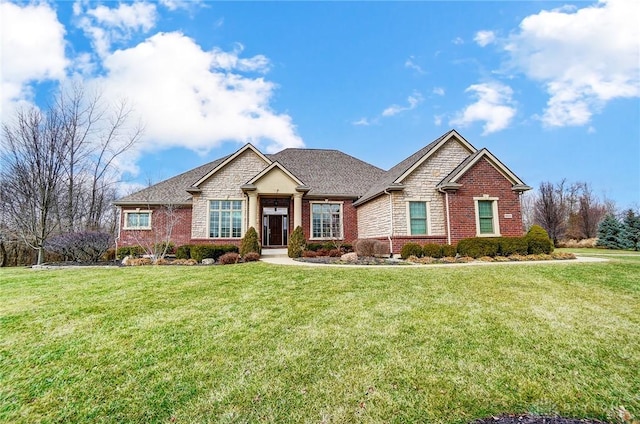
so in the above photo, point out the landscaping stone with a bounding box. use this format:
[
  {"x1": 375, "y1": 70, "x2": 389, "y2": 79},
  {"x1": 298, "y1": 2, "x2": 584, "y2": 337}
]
[
  {"x1": 201, "y1": 258, "x2": 215, "y2": 265},
  {"x1": 341, "y1": 252, "x2": 358, "y2": 262}
]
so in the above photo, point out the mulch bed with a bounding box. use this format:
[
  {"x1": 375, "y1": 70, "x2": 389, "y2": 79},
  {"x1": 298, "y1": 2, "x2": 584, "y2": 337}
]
[{"x1": 471, "y1": 414, "x2": 607, "y2": 424}]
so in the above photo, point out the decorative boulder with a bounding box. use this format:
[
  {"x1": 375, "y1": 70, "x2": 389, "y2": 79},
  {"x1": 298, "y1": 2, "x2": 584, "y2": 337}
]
[
  {"x1": 202, "y1": 258, "x2": 216, "y2": 265},
  {"x1": 341, "y1": 252, "x2": 358, "y2": 262},
  {"x1": 121, "y1": 255, "x2": 131, "y2": 266}
]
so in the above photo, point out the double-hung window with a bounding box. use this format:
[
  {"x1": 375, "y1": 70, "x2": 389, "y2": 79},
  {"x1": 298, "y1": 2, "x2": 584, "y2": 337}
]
[
  {"x1": 408, "y1": 201, "x2": 429, "y2": 235},
  {"x1": 474, "y1": 198, "x2": 500, "y2": 236},
  {"x1": 209, "y1": 200, "x2": 243, "y2": 238},
  {"x1": 124, "y1": 211, "x2": 151, "y2": 229},
  {"x1": 311, "y1": 203, "x2": 342, "y2": 239}
]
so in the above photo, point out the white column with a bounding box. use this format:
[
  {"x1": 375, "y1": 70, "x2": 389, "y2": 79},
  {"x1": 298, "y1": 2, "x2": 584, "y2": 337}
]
[
  {"x1": 248, "y1": 192, "x2": 258, "y2": 231},
  {"x1": 293, "y1": 193, "x2": 303, "y2": 229}
]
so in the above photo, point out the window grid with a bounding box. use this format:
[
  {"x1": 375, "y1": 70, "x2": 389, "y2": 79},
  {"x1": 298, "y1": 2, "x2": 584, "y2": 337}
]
[
  {"x1": 478, "y1": 200, "x2": 494, "y2": 234},
  {"x1": 125, "y1": 212, "x2": 150, "y2": 229},
  {"x1": 409, "y1": 202, "x2": 428, "y2": 235},
  {"x1": 210, "y1": 200, "x2": 242, "y2": 238},
  {"x1": 311, "y1": 203, "x2": 342, "y2": 239}
]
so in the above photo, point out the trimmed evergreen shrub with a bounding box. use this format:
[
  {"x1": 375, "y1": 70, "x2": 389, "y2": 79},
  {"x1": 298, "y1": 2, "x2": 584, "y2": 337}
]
[
  {"x1": 422, "y1": 243, "x2": 443, "y2": 258},
  {"x1": 497, "y1": 237, "x2": 529, "y2": 256},
  {"x1": 456, "y1": 238, "x2": 499, "y2": 258},
  {"x1": 526, "y1": 225, "x2": 554, "y2": 254},
  {"x1": 442, "y1": 244, "x2": 457, "y2": 257},
  {"x1": 400, "y1": 242, "x2": 422, "y2": 259},
  {"x1": 191, "y1": 244, "x2": 239, "y2": 262},
  {"x1": 175, "y1": 245, "x2": 193, "y2": 260},
  {"x1": 288, "y1": 226, "x2": 306, "y2": 258},
  {"x1": 240, "y1": 226, "x2": 261, "y2": 257},
  {"x1": 305, "y1": 242, "x2": 324, "y2": 252}
]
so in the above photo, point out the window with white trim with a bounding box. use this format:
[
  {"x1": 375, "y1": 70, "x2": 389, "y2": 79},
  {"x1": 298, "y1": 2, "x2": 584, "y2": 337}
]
[
  {"x1": 311, "y1": 202, "x2": 343, "y2": 239},
  {"x1": 209, "y1": 200, "x2": 243, "y2": 238},
  {"x1": 124, "y1": 211, "x2": 151, "y2": 229},
  {"x1": 474, "y1": 198, "x2": 500, "y2": 236},
  {"x1": 408, "y1": 201, "x2": 429, "y2": 235}
]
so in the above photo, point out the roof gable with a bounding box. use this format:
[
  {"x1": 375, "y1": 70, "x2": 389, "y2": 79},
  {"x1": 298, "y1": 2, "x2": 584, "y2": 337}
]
[
  {"x1": 192, "y1": 143, "x2": 271, "y2": 188},
  {"x1": 437, "y1": 148, "x2": 531, "y2": 191}
]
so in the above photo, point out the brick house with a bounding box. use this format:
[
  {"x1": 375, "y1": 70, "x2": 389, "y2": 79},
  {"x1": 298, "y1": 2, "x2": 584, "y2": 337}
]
[{"x1": 114, "y1": 129, "x2": 531, "y2": 254}]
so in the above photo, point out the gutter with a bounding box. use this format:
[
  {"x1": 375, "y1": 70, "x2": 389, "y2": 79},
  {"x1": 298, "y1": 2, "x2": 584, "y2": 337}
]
[
  {"x1": 438, "y1": 187, "x2": 452, "y2": 245},
  {"x1": 384, "y1": 189, "x2": 394, "y2": 256}
]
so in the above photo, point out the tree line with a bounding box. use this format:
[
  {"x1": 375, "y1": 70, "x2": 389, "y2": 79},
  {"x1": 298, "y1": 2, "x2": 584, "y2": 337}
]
[
  {"x1": 0, "y1": 83, "x2": 141, "y2": 265},
  {"x1": 525, "y1": 179, "x2": 639, "y2": 250}
]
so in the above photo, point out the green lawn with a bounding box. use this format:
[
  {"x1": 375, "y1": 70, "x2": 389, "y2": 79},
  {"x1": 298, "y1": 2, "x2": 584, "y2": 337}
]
[{"x1": 1, "y1": 259, "x2": 638, "y2": 423}]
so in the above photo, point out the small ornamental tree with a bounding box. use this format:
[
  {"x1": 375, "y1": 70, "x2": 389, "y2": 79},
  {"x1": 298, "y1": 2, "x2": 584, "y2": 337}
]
[
  {"x1": 622, "y1": 209, "x2": 640, "y2": 251},
  {"x1": 288, "y1": 226, "x2": 306, "y2": 258},
  {"x1": 45, "y1": 232, "x2": 112, "y2": 262},
  {"x1": 240, "y1": 226, "x2": 261, "y2": 257},
  {"x1": 596, "y1": 214, "x2": 631, "y2": 249}
]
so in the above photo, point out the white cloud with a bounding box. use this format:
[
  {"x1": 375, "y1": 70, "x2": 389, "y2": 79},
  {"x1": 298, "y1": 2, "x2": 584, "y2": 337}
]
[
  {"x1": 505, "y1": 0, "x2": 640, "y2": 127},
  {"x1": 404, "y1": 56, "x2": 425, "y2": 74},
  {"x1": 382, "y1": 92, "x2": 423, "y2": 117},
  {"x1": 352, "y1": 118, "x2": 371, "y2": 126},
  {"x1": 0, "y1": 1, "x2": 68, "y2": 114},
  {"x1": 432, "y1": 87, "x2": 445, "y2": 96},
  {"x1": 159, "y1": 0, "x2": 204, "y2": 12},
  {"x1": 434, "y1": 115, "x2": 443, "y2": 126},
  {"x1": 474, "y1": 30, "x2": 496, "y2": 47},
  {"x1": 75, "y1": 1, "x2": 158, "y2": 57},
  {"x1": 93, "y1": 32, "x2": 303, "y2": 156},
  {"x1": 452, "y1": 37, "x2": 464, "y2": 45},
  {"x1": 450, "y1": 82, "x2": 516, "y2": 135}
]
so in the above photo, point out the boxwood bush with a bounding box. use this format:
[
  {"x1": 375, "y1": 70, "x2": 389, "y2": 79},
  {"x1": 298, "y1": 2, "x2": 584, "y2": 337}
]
[
  {"x1": 442, "y1": 244, "x2": 457, "y2": 257},
  {"x1": 117, "y1": 245, "x2": 144, "y2": 259},
  {"x1": 422, "y1": 243, "x2": 443, "y2": 258},
  {"x1": 497, "y1": 237, "x2": 529, "y2": 256},
  {"x1": 456, "y1": 237, "x2": 499, "y2": 258},
  {"x1": 526, "y1": 225, "x2": 554, "y2": 254},
  {"x1": 175, "y1": 245, "x2": 194, "y2": 260},
  {"x1": 400, "y1": 242, "x2": 423, "y2": 259}
]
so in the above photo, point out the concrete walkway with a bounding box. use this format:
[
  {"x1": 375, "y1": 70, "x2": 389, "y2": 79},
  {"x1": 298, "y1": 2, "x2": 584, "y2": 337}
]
[{"x1": 260, "y1": 250, "x2": 609, "y2": 267}]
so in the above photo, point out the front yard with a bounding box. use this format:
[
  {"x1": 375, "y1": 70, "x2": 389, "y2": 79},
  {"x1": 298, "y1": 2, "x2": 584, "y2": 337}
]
[{"x1": 1, "y1": 256, "x2": 638, "y2": 423}]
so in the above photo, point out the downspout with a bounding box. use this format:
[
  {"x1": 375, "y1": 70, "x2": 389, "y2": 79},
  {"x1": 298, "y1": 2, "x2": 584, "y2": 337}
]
[
  {"x1": 384, "y1": 189, "x2": 393, "y2": 256},
  {"x1": 115, "y1": 206, "x2": 121, "y2": 263},
  {"x1": 438, "y1": 188, "x2": 452, "y2": 245}
]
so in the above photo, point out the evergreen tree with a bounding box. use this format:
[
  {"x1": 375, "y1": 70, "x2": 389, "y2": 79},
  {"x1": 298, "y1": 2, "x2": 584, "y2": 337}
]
[
  {"x1": 596, "y1": 214, "x2": 631, "y2": 249},
  {"x1": 240, "y1": 226, "x2": 261, "y2": 257},
  {"x1": 287, "y1": 226, "x2": 306, "y2": 258},
  {"x1": 622, "y1": 209, "x2": 640, "y2": 251}
]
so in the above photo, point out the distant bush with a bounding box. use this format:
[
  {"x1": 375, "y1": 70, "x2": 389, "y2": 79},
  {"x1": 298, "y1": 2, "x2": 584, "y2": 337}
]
[
  {"x1": 457, "y1": 238, "x2": 499, "y2": 258},
  {"x1": 400, "y1": 242, "x2": 422, "y2": 259},
  {"x1": 526, "y1": 225, "x2": 554, "y2": 254},
  {"x1": 45, "y1": 232, "x2": 113, "y2": 262},
  {"x1": 219, "y1": 252, "x2": 240, "y2": 265},
  {"x1": 240, "y1": 227, "x2": 261, "y2": 257},
  {"x1": 422, "y1": 243, "x2": 443, "y2": 258},
  {"x1": 191, "y1": 244, "x2": 238, "y2": 262},
  {"x1": 288, "y1": 226, "x2": 306, "y2": 258}
]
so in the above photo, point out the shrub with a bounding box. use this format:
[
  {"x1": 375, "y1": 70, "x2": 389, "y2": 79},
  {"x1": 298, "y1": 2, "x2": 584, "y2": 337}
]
[
  {"x1": 341, "y1": 243, "x2": 353, "y2": 253},
  {"x1": 305, "y1": 242, "x2": 324, "y2": 252},
  {"x1": 243, "y1": 252, "x2": 261, "y2": 262},
  {"x1": 355, "y1": 239, "x2": 377, "y2": 257},
  {"x1": 191, "y1": 244, "x2": 239, "y2": 262},
  {"x1": 172, "y1": 258, "x2": 198, "y2": 265},
  {"x1": 373, "y1": 240, "x2": 390, "y2": 257},
  {"x1": 328, "y1": 249, "x2": 342, "y2": 257},
  {"x1": 497, "y1": 237, "x2": 529, "y2": 256},
  {"x1": 456, "y1": 238, "x2": 499, "y2": 258},
  {"x1": 400, "y1": 242, "x2": 422, "y2": 259},
  {"x1": 175, "y1": 245, "x2": 193, "y2": 260},
  {"x1": 102, "y1": 248, "x2": 116, "y2": 261},
  {"x1": 526, "y1": 225, "x2": 554, "y2": 254},
  {"x1": 302, "y1": 250, "x2": 318, "y2": 258},
  {"x1": 441, "y1": 244, "x2": 457, "y2": 258},
  {"x1": 316, "y1": 248, "x2": 330, "y2": 257},
  {"x1": 127, "y1": 257, "x2": 152, "y2": 266},
  {"x1": 288, "y1": 226, "x2": 306, "y2": 258},
  {"x1": 117, "y1": 245, "x2": 144, "y2": 259},
  {"x1": 240, "y1": 227, "x2": 261, "y2": 257},
  {"x1": 45, "y1": 232, "x2": 113, "y2": 262},
  {"x1": 422, "y1": 243, "x2": 443, "y2": 258},
  {"x1": 154, "y1": 242, "x2": 175, "y2": 256},
  {"x1": 154, "y1": 258, "x2": 170, "y2": 265},
  {"x1": 219, "y1": 252, "x2": 240, "y2": 265}
]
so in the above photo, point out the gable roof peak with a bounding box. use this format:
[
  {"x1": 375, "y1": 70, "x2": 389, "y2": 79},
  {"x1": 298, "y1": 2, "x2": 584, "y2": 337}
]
[{"x1": 191, "y1": 143, "x2": 271, "y2": 188}]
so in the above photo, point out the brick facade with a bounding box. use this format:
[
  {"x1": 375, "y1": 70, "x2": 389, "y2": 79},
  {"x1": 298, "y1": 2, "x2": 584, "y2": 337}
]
[
  {"x1": 301, "y1": 198, "x2": 358, "y2": 244},
  {"x1": 447, "y1": 158, "x2": 525, "y2": 243}
]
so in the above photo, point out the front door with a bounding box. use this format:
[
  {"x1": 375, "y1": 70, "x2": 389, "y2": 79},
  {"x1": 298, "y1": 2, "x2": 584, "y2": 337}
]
[{"x1": 262, "y1": 210, "x2": 288, "y2": 246}]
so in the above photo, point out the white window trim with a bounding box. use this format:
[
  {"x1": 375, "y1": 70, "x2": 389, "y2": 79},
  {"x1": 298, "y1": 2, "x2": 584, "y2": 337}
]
[
  {"x1": 309, "y1": 201, "x2": 344, "y2": 240},
  {"x1": 207, "y1": 198, "x2": 246, "y2": 239},
  {"x1": 405, "y1": 199, "x2": 431, "y2": 236},
  {"x1": 473, "y1": 196, "x2": 501, "y2": 237},
  {"x1": 123, "y1": 210, "x2": 152, "y2": 230}
]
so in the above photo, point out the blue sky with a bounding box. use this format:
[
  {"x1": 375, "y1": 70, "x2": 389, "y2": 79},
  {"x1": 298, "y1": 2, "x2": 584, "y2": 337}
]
[{"x1": 2, "y1": 0, "x2": 639, "y2": 209}]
